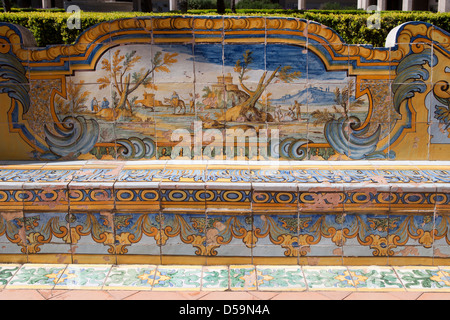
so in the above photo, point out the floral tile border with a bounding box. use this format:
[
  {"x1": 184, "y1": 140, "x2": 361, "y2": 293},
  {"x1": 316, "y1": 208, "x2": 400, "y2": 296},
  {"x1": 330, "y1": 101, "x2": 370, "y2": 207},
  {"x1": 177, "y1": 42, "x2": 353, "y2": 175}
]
[
  {"x1": 347, "y1": 266, "x2": 405, "y2": 291},
  {"x1": 394, "y1": 267, "x2": 450, "y2": 292},
  {"x1": 302, "y1": 266, "x2": 357, "y2": 291},
  {"x1": 256, "y1": 266, "x2": 306, "y2": 291},
  {"x1": 0, "y1": 264, "x2": 21, "y2": 288},
  {"x1": 201, "y1": 266, "x2": 229, "y2": 291},
  {"x1": 103, "y1": 265, "x2": 158, "y2": 290},
  {"x1": 151, "y1": 266, "x2": 202, "y2": 291},
  {"x1": 229, "y1": 265, "x2": 257, "y2": 291},
  {"x1": 53, "y1": 264, "x2": 112, "y2": 290},
  {"x1": 6, "y1": 264, "x2": 67, "y2": 289},
  {"x1": 4, "y1": 264, "x2": 450, "y2": 292}
]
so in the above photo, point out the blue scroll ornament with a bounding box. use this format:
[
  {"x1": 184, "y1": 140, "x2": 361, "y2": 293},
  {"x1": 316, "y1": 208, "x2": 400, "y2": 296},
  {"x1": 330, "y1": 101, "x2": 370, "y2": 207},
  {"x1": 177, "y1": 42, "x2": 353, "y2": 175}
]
[
  {"x1": 324, "y1": 116, "x2": 392, "y2": 160},
  {"x1": 0, "y1": 52, "x2": 30, "y2": 114},
  {"x1": 324, "y1": 48, "x2": 438, "y2": 160},
  {"x1": 44, "y1": 116, "x2": 100, "y2": 158}
]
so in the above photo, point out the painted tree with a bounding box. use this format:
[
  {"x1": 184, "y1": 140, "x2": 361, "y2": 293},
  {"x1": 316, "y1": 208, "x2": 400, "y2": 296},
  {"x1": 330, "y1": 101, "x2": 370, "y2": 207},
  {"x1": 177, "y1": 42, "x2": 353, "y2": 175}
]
[
  {"x1": 226, "y1": 50, "x2": 301, "y2": 122},
  {"x1": 55, "y1": 79, "x2": 91, "y2": 115},
  {"x1": 201, "y1": 86, "x2": 217, "y2": 109},
  {"x1": 311, "y1": 79, "x2": 365, "y2": 125},
  {"x1": 97, "y1": 49, "x2": 177, "y2": 114},
  {"x1": 332, "y1": 79, "x2": 365, "y2": 119}
]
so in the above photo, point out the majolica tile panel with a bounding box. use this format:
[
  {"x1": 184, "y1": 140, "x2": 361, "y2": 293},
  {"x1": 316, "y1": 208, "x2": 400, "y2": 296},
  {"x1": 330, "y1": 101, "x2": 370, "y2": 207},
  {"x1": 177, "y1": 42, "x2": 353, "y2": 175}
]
[
  {"x1": 0, "y1": 17, "x2": 448, "y2": 265},
  {"x1": 0, "y1": 167, "x2": 447, "y2": 264},
  {"x1": 0, "y1": 17, "x2": 447, "y2": 161}
]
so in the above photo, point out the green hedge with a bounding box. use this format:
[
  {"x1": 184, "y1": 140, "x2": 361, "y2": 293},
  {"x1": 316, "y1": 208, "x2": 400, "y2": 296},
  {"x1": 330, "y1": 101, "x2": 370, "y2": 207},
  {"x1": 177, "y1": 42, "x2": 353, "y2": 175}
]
[{"x1": 0, "y1": 10, "x2": 448, "y2": 47}]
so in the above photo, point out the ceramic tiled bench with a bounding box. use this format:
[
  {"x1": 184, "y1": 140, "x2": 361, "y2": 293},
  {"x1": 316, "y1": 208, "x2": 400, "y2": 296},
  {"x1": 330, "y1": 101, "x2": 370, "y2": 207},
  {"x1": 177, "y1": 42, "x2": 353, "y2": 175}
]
[
  {"x1": 0, "y1": 16, "x2": 449, "y2": 265},
  {"x1": 0, "y1": 160, "x2": 448, "y2": 265}
]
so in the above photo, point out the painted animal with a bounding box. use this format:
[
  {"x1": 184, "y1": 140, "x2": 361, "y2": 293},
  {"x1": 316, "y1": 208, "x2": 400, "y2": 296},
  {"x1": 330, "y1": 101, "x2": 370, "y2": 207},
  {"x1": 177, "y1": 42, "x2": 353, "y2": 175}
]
[{"x1": 164, "y1": 97, "x2": 186, "y2": 114}]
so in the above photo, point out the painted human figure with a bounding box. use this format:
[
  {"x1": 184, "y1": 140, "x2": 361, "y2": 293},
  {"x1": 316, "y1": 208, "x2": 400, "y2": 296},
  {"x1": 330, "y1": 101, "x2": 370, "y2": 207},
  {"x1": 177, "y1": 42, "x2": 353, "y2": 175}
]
[
  {"x1": 171, "y1": 91, "x2": 179, "y2": 107},
  {"x1": 274, "y1": 105, "x2": 283, "y2": 122},
  {"x1": 91, "y1": 97, "x2": 99, "y2": 112},
  {"x1": 101, "y1": 97, "x2": 110, "y2": 109},
  {"x1": 189, "y1": 99, "x2": 195, "y2": 113},
  {"x1": 287, "y1": 106, "x2": 296, "y2": 120},
  {"x1": 189, "y1": 93, "x2": 195, "y2": 113},
  {"x1": 294, "y1": 100, "x2": 301, "y2": 120}
]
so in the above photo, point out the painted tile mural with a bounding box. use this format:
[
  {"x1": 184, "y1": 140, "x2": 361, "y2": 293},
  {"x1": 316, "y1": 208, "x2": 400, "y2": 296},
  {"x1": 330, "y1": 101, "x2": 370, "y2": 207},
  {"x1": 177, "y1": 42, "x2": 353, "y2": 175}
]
[
  {"x1": 0, "y1": 16, "x2": 449, "y2": 266},
  {"x1": 0, "y1": 17, "x2": 448, "y2": 161}
]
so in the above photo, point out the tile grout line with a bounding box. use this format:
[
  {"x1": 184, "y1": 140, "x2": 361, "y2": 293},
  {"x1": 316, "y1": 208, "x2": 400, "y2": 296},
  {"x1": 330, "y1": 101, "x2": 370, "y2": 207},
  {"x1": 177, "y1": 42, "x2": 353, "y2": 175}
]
[
  {"x1": 344, "y1": 265, "x2": 358, "y2": 291},
  {"x1": 415, "y1": 292, "x2": 425, "y2": 300},
  {"x1": 100, "y1": 264, "x2": 115, "y2": 290},
  {"x1": 340, "y1": 291, "x2": 356, "y2": 300},
  {"x1": 151, "y1": 264, "x2": 159, "y2": 291},
  {"x1": 118, "y1": 290, "x2": 141, "y2": 300},
  {"x1": 37, "y1": 289, "x2": 51, "y2": 300},
  {"x1": 300, "y1": 266, "x2": 310, "y2": 291},
  {"x1": 117, "y1": 290, "x2": 145, "y2": 300},
  {"x1": 53, "y1": 264, "x2": 70, "y2": 290},
  {"x1": 391, "y1": 266, "x2": 408, "y2": 292},
  {"x1": 255, "y1": 265, "x2": 259, "y2": 292},
  {"x1": 227, "y1": 265, "x2": 231, "y2": 291},
  {"x1": 268, "y1": 292, "x2": 281, "y2": 300},
  {"x1": 2, "y1": 264, "x2": 23, "y2": 289},
  {"x1": 4, "y1": 264, "x2": 26, "y2": 289},
  {"x1": 39, "y1": 287, "x2": 69, "y2": 300},
  {"x1": 200, "y1": 265, "x2": 204, "y2": 291}
]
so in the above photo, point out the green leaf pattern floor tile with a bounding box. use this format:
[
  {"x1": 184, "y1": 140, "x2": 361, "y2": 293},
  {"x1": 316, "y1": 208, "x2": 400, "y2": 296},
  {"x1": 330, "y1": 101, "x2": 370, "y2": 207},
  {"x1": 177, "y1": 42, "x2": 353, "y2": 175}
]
[
  {"x1": 395, "y1": 267, "x2": 450, "y2": 290},
  {"x1": 347, "y1": 267, "x2": 404, "y2": 290},
  {"x1": 7, "y1": 264, "x2": 67, "y2": 288},
  {"x1": 55, "y1": 265, "x2": 112, "y2": 289},
  {"x1": 256, "y1": 267, "x2": 306, "y2": 291},
  {"x1": 432, "y1": 268, "x2": 450, "y2": 289},
  {"x1": 0, "y1": 265, "x2": 20, "y2": 287},
  {"x1": 4, "y1": 264, "x2": 450, "y2": 291},
  {"x1": 303, "y1": 267, "x2": 356, "y2": 290},
  {"x1": 202, "y1": 266, "x2": 229, "y2": 291},
  {"x1": 104, "y1": 265, "x2": 157, "y2": 290},
  {"x1": 229, "y1": 266, "x2": 257, "y2": 290},
  {"x1": 152, "y1": 267, "x2": 202, "y2": 290}
]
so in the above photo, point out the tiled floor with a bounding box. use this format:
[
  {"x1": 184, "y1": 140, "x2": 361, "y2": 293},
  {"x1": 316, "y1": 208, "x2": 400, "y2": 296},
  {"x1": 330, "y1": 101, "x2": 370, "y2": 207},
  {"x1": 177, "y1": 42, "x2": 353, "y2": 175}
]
[{"x1": 1, "y1": 264, "x2": 450, "y2": 299}]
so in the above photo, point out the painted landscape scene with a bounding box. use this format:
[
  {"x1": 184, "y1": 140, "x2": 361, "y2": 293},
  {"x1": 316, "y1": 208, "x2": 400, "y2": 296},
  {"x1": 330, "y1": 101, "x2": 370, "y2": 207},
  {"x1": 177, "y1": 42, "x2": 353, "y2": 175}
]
[{"x1": 54, "y1": 43, "x2": 370, "y2": 160}]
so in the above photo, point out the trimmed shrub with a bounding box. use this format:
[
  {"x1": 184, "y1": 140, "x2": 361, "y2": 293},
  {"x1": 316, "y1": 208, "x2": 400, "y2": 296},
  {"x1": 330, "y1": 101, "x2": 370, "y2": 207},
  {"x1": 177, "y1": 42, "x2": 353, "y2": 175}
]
[
  {"x1": 0, "y1": 10, "x2": 448, "y2": 47},
  {"x1": 236, "y1": 0, "x2": 282, "y2": 9}
]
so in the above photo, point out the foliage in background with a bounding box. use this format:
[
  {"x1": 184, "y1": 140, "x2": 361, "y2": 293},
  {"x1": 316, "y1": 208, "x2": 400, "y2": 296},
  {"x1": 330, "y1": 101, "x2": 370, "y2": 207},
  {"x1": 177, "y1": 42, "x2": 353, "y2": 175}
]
[
  {"x1": 1, "y1": 0, "x2": 11, "y2": 12},
  {"x1": 187, "y1": 0, "x2": 216, "y2": 10},
  {"x1": 235, "y1": 0, "x2": 282, "y2": 9},
  {"x1": 319, "y1": 2, "x2": 358, "y2": 10},
  {"x1": 0, "y1": 10, "x2": 448, "y2": 47}
]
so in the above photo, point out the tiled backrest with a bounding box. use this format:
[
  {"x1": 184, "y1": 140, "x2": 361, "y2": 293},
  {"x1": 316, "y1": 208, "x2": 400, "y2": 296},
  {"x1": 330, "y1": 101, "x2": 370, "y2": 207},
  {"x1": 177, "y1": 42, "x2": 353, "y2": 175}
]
[{"x1": 0, "y1": 17, "x2": 449, "y2": 161}]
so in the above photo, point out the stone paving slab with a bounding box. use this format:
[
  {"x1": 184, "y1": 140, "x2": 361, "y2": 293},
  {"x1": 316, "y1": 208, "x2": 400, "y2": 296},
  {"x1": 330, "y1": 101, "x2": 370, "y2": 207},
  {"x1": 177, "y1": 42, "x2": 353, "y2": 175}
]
[{"x1": 0, "y1": 286, "x2": 449, "y2": 301}]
